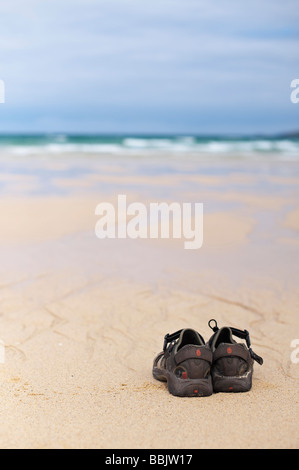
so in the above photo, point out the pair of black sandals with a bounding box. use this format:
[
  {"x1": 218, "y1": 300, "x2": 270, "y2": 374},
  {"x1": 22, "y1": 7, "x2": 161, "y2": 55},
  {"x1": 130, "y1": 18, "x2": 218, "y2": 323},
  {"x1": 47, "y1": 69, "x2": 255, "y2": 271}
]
[{"x1": 153, "y1": 319, "x2": 263, "y2": 397}]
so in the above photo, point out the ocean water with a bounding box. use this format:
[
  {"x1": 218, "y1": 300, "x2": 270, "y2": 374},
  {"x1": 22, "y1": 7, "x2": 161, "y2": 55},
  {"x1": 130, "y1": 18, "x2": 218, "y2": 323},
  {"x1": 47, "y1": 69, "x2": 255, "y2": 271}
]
[
  {"x1": 0, "y1": 134, "x2": 298, "y2": 198},
  {"x1": 0, "y1": 134, "x2": 298, "y2": 157}
]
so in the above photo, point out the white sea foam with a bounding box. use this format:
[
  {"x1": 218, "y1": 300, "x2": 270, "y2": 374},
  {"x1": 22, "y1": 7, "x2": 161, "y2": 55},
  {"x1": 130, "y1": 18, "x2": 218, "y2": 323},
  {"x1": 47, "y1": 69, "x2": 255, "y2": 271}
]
[{"x1": 0, "y1": 135, "x2": 298, "y2": 158}]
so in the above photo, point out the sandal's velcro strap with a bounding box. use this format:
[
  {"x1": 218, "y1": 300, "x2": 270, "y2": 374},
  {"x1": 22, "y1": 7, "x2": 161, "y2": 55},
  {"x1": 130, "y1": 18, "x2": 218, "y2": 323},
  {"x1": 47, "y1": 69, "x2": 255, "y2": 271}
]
[
  {"x1": 213, "y1": 343, "x2": 250, "y2": 362},
  {"x1": 174, "y1": 345, "x2": 213, "y2": 365},
  {"x1": 163, "y1": 329, "x2": 183, "y2": 351},
  {"x1": 230, "y1": 328, "x2": 263, "y2": 365},
  {"x1": 250, "y1": 349, "x2": 263, "y2": 365}
]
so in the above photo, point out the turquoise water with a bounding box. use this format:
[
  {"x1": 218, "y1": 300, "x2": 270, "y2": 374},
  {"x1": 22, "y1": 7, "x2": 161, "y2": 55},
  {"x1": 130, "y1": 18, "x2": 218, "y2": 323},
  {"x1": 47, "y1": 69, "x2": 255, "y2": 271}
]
[
  {"x1": 0, "y1": 134, "x2": 298, "y2": 156},
  {"x1": 0, "y1": 134, "x2": 298, "y2": 197}
]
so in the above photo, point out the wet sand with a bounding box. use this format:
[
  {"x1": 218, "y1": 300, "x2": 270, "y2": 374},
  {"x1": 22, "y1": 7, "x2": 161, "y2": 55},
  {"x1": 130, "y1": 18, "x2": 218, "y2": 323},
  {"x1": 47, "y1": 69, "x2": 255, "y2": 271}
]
[{"x1": 0, "y1": 154, "x2": 298, "y2": 448}]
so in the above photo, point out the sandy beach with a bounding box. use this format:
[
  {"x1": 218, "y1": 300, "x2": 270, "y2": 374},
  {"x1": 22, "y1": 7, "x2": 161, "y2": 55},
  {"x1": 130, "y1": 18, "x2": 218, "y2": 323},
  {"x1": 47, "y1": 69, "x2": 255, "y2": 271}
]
[{"x1": 0, "y1": 151, "x2": 298, "y2": 449}]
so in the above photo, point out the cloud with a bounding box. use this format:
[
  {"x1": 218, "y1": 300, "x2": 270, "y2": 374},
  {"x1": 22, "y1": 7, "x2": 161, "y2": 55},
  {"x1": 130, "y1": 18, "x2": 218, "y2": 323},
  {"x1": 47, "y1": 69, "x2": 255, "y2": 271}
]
[{"x1": 0, "y1": 0, "x2": 298, "y2": 133}]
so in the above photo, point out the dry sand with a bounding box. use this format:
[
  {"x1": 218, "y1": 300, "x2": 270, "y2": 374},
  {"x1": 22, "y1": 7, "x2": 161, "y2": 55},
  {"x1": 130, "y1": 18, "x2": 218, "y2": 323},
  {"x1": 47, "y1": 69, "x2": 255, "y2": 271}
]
[{"x1": 0, "y1": 157, "x2": 298, "y2": 449}]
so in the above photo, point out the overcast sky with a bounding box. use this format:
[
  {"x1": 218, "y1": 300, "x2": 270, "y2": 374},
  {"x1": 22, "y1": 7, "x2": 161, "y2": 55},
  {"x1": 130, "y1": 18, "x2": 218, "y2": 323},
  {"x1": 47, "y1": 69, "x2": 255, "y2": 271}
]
[{"x1": 0, "y1": 0, "x2": 298, "y2": 134}]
